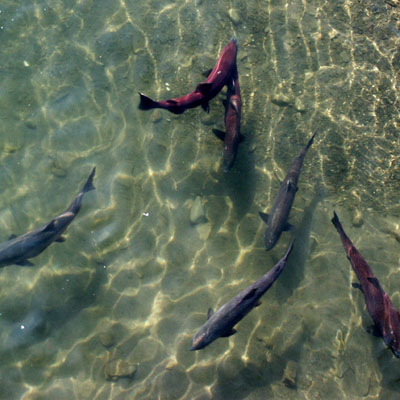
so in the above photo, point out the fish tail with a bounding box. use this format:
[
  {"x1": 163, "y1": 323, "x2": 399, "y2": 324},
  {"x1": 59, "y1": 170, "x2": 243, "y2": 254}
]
[
  {"x1": 306, "y1": 131, "x2": 317, "y2": 149},
  {"x1": 66, "y1": 168, "x2": 96, "y2": 215},
  {"x1": 331, "y1": 211, "x2": 353, "y2": 249},
  {"x1": 138, "y1": 92, "x2": 159, "y2": 110},
  {"x1": 284, "y1": 239, "x2": 294, "y2": 260},
  {"x1": 82, "y1": 167, "x2": 96, "y2": 193},
  {"x1": 331, "y1": 211, "x2": 344, "y2": 234}
]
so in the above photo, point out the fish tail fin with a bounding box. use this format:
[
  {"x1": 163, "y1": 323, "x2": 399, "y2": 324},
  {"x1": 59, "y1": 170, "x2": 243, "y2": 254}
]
[
  {"x1": 331, "y1": 211, "x2": 354, "y2": 252},
  {"x1": 306, "y1": 131, "x2": 317, "y2": 149},
  {"x1": 331, "y1": 211, "x2": 345, "y2": 235},
  {"x1": 67, "y1": 168, "x2": 96, "y2": 214},
  {"x1": 284, "y1": 239, "x2": 294, "y2": 260},
  {"x1": 138, "y1": 92, "x2": 158, "y2": 110},
  {"x1": 271, "y1": 240, "x2": 294, "y2": 278},
  {"x1": 82, "y1": 167, "x2": 96, "y2": 193}
]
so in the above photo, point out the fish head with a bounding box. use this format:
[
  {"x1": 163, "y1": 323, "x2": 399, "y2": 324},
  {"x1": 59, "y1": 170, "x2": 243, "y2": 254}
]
[
  {"x1": 190, "y1": 326, "x2": 216, "y2": 351},
  {"x1": 385, "y1": 330, "x2": 400, "y2": 358},
  {"x1": 226, "y1": 38, "x2": 238, "y2": 54},
  {"x1": 385, "y1": 307, "x2": 400, "y2": 358},
  {"x1": 390, "y1": 344, "x2": 400, "y2": 358},
  {"x1": 264, "y1": 230, "x2": 279, "y2": 251},
  {"x1": 190, "y1": 330, "x2": 208, "y2": 351},
  {"x1": 229, "y1": 95, "x2": 241, "y2": 115}
]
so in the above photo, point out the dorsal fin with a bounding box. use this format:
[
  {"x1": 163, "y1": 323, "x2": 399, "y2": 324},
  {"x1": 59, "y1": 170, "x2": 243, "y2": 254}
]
[
  {"x1": 367, "y1": 277, "x2": 384, "y2": 294},
  {"x1": 166, "y1": 99, "x2": 178, "y2": 105},
  {"x1": 242, "y1": 288, "x2": 257, "y2": 302},
  {"x1": 41, "y1": 220, "x2": 56, "y2": 233},
  {"x1": 207, "y1": 308, "x2": 214, "y2": 320}
]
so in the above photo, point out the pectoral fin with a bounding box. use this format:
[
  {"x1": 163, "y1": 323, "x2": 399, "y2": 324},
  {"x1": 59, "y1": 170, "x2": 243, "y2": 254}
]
[
  {"x1": 221, "y1": 328, "x2": 237, "y2": 337},
  {"x1": 212, "y1": 129, "x2": 226, "y2": 141},
  {"x1": 166, "y1": 99, "x2": 178, "y2": 105},
  {"x1": 239, "y1": 134, "x2": 245, "y2": 143},
  {"x1": 201, "y1": 102, "x2": 210, "y2": 113},
  {"x1": 8, "y1": 234, "x2": 17, "y2": 240},
  {"x1": 55, "y1": 236, "x2": 66, "y2": 243},
  {"x1": 352, "y1": 282, "x2": 363, "y2": 293},
  {"x1": 283, "y1": 222, "x2": 294, "y2": 231},
  {"x1": 366, "y1": 324, "x2": 381, "y2": 337},
  {"x1": 202, "y1": 68, "x2": 213, "y2": 78},
  {"x1": 259, "y1": 212, "x2": 269, "y2": 224},
  {"x1": 15, "y1": 260, "x2": 34, "y2": 267}
]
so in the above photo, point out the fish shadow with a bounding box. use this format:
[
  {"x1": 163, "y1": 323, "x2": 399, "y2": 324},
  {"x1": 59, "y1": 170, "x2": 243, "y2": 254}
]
[
  {"x1": 218, "y1": 137, "x2": 257, "y2": 221},
  {"x1": 274, "y1": 186, "x2": 324, "y2": 300},
  {"x1": 2, "y1": 261, "x2": 107, "y2": 354},
  {"x1": 210, "y1": 322, "x2": 309, "y2": 399},
  {"x1": 373, "y1": 326, "x2": 400, "y2": 395}
]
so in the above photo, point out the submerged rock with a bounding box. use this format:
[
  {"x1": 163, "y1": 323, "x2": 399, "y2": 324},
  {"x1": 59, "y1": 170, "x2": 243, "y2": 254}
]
[
  {"x1": 151, "y1": 110, "x2": 162, "y2": 124},
  {"x1": 104, "y1": 358, "x2": 137, "y2": 381},
  {"x1": 271, "y1": 94, "x2": 292, "y2": 107},
  {"x1": 100, "y1": 331, "x2": 115, "y2": 348},
  {"x1": 352, "y1": 209, "x2": 364, "y2": 228},
  {"x1": 228, "y1": 8, "x2": 240, "y2": 24},
  {"x1": 294, "y1": 97, "x2": 307, "y2": 113},
  {"x1": 196, "y1": 222, "x2": 211, "y2": 240},
  {"x1": 190, "y1": 196, "x2": 207, "y2": 225},
  {"x1": 282, "y1": 360, "x2": 298, "y2": 389}
]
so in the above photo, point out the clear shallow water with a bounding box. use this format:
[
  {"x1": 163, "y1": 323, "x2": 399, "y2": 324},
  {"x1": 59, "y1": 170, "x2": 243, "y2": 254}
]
[{"x1": 1, "y1": 0, "x2": 400, "y2": 399}]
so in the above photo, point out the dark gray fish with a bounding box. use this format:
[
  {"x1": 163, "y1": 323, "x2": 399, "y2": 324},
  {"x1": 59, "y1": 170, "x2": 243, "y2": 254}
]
[
  {"x1": 0, "y1": 167, "x2": 96, "y2": 267},
  {"x1": 190, "y1": 241, "x2": 293, "y2": 350},
  {"x1": 259, "y1": 133, "x2": 316, "y2": 251}
]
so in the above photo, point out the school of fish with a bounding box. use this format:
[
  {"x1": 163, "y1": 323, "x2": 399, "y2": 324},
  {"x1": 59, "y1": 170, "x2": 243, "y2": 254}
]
[{"x1": 2, "y1": 37, "x2": 400, "y2": 370}]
